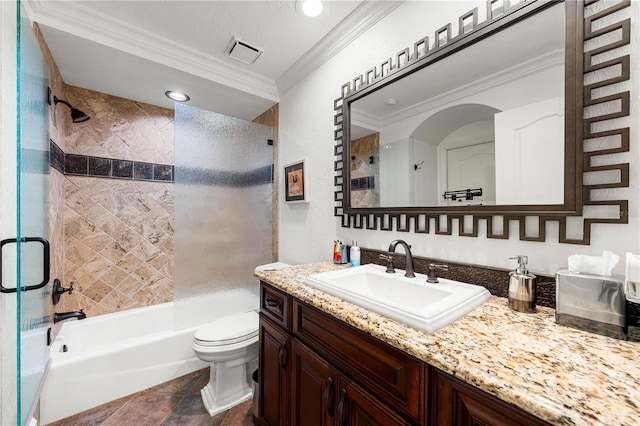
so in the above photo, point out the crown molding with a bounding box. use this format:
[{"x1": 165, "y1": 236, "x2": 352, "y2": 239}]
[
  {"x1": 276, "y1": 1, "x2": 405, "y2": 95},
  {"x1": 24, "y1": 0, "x2": 279, "y2": 102}
]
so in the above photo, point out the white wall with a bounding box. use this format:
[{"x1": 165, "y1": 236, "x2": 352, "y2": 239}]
[
  {"x1": 0, "y1": 1, "x2": 19, "y2": 424},
  {"x1": 278, "y1": 0, "x2": 640, "y2": 276}
]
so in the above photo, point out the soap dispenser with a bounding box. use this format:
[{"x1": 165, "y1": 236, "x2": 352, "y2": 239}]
[{"x1": 508, "y1": 255, "x2": 537, "y2": 313}]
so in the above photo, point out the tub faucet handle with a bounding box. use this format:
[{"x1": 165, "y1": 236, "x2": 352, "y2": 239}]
[{"x1": 52, "y1": 279, "x2": 75, "y2": 305}]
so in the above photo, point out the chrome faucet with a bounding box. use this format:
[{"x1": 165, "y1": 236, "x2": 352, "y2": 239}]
[
  {"x1": 387, "y1": 240, "x2": 415, "y2": 278},
  {"x1": 53, "y1": 309, "x2": 86, "y2": 324},
  {"x1": 427, "y1": 264, "x2": 448, "y2": 283}
]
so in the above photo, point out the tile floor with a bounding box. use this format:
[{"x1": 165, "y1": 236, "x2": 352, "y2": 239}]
[{"x1": 47, "y1": 368, "x2": 256, "y2": 426}]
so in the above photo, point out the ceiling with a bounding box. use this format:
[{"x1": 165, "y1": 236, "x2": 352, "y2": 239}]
[{"x1": 25, "y1": 0, "x2": 402, "y2": 121}]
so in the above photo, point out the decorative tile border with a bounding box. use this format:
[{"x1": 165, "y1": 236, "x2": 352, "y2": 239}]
[
  {"x1": 50, "y1": 139, "x2": 65, "y2": 173},
  {"x1": 51, "y1": 139, "x2": 173, "y2": 182},
  {"x1": 174, "y1": 164, "x2": 273, "y2": 187}
]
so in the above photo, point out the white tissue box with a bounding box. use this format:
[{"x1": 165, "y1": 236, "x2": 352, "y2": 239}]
[{"x1": 555, "y1": 269, "x2": 627, "y2": 339}]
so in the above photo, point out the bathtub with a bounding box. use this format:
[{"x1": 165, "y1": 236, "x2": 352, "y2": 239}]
[{"x1": 39, "y1": 294, "x2": 258, "y2": 425}]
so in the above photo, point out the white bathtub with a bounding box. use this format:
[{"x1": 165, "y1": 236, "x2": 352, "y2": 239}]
[{"x1": 39, "y1": 294, "x2": 258, "y2": 425}]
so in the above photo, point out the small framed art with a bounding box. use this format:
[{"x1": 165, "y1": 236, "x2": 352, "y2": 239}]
[{"x1": 284, "y1": 160, "x2": 307, "y2": 203}]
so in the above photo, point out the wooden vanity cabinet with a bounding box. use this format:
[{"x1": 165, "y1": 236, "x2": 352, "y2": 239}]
[
  {"x1": 259, "y1": 316, "x2": 290, "y2": 426},
  {"x1": 290, "y1": 337, "x2": 412, "y2": 426},
  {"x1": 259, "y1": 282, "x2": 420, "y2": 426},
  {"x1": 259, "y1": 281, "x2": 550, "y2": 426},
  {"x1": 259, "y1": 284, "x2": 292, "y2": 426},
  {"x1": 430, "y1": 367, "x2": 551, "y2": 426}
]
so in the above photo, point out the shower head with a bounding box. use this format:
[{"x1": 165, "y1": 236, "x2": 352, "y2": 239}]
[{"x1": 53, "y1": 96, "x2": 91, "y2": 123}]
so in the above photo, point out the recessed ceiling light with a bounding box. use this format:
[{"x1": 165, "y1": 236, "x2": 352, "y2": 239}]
[
  {"x1": 384, "y1": 98, "x2": 398, "y2": 106},
  {"x1": 165, "y1": 91, "x2": 190, "y2": 102},
  {"x1": 298, "y1": 0, "x2": 324, "y2": 17}
]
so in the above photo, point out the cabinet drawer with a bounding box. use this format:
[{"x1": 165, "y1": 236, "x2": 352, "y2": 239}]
[
  {"x1": 260, "y1": 282, "x2": 291, "y2": 331},
  {"x1": 293, "y1": 301, "x2": 424, "y2": 423}
]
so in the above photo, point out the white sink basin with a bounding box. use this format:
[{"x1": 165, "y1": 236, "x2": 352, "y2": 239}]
[{"x1": 304, "y1": 264, "x2": 491, "y2": 333}]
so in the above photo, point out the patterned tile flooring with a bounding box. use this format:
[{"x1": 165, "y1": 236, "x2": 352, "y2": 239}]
[{"x1": 47, "y1": 368, "x2": 255, "y2": 426}]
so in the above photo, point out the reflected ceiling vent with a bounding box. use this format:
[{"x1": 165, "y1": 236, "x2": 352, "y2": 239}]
[{"x1": 225, "y1": 37, "x2": 262, "y2": 65}]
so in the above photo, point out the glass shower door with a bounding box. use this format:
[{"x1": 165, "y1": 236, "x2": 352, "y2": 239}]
[
  {"x1": 16, "y1": 2, "x2": 51, "y2": 423},
  {"x1": 174, "y1": 104, "x2": 273, "y2": 329}
]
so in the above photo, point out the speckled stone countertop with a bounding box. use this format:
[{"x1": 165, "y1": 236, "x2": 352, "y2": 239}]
[{"x1": 255, "y1": 262, "x2": 640, "y2": 426}]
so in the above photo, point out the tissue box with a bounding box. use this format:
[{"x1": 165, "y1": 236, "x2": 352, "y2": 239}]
[{"x1": 555, "y1": 269, "x2": 627, "y2": 339}]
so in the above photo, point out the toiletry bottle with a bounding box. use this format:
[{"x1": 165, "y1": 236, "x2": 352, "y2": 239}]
[
  {"x1": 350, "y1": 241, "x2": 361, "y2": 267},
  {"x1": 333, "y1": 241, "x2": 342, "y2": 264},
  {"x1": 508, "y1": 255, "x2": 537, "y2": 313}
]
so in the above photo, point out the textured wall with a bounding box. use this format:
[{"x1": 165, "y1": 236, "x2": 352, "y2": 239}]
[
  {"x1": 278, "y1": 0, "x2": 640, "y2": 275},
  {"x1": 62, "y1": 88, "x2": 175, "y2": 316}
]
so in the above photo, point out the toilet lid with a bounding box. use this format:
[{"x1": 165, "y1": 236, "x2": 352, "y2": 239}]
[{"x1": 194, "y1": 311, "x2": 258, "y2": 346}]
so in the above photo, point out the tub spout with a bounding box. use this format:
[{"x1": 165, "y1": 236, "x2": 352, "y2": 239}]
[{"x1": 53, "y1": 309, "x2": 86, "y2": 324}]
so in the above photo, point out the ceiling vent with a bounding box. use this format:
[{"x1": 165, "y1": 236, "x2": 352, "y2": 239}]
[{"x1": 225, "y1": 37, "x2": 262, "y2": 65}]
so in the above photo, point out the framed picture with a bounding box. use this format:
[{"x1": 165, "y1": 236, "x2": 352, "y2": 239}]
[{"x1": 284, "y1": 160, "x2": 307, "y2": 203}]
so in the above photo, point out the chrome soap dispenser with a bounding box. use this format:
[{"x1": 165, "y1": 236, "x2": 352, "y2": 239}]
[{"x1": 508, "y1": 255, "x2": 537, "y2": 313}]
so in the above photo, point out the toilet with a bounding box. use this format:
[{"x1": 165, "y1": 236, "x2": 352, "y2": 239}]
[{"x1": 192, "y1": 310, "x2": 259, "y2": 417}]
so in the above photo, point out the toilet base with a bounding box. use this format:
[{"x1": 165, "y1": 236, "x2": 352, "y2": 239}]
[
  {"x1": 200, "y1": 384, "x2": 253, "y2": 417},
  {"x1": 199, "y1": 356, "x2": 257, "y2": 417}
]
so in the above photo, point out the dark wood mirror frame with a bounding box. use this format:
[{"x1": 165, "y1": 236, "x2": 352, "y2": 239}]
[{"x1": 334, "y1": 0, "x2": 631, "y2": 244}]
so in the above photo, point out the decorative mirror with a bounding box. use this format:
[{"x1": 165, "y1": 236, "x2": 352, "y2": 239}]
[{"x1": 334, "y1": 0, "x2": 631, "y2": 244}]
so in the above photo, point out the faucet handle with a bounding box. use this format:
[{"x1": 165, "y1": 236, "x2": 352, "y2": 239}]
[
  {"x1": 379, "y1": 254, "x2": 395, "y2": 274},
  {"x1": 52, "y1": 279, "x2": 75, "y2": 305},
  {"x1": 429, "y1": 263, "x2": 448, "y2": 270},
  {"x1": 427, "y1": 264, "x2": 448, "y2": 283}
]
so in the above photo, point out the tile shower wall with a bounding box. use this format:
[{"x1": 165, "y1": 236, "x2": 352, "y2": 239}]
[
  {"x1": 62, "y1": 86, "x2": 176, "y2": 316},
  {"x1": 64, "y1": 177, "x2": 174, "y2": 315},
  {"x1": 34, "y1": 23, "x2": 68, "y2": 328}
]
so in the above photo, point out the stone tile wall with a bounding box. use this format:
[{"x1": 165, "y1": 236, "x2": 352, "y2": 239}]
[
  {"x1": 64, "y1": 177, "x2": 174, "y2": 315},
  {"x1": 62, "y1": 87, "x2": 176, "y2": 317},
  {"x1": 350, "y1": 133, "x2": 379, "y2": 208}
]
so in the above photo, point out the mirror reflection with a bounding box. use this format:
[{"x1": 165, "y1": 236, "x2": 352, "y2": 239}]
[{"x1": 349, "y1": 3, "x2": 565, "y2": 208}]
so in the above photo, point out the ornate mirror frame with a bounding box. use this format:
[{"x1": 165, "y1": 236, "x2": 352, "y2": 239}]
[{"x1": 333, "y1": 0, "x2": 631, "y2": 245}]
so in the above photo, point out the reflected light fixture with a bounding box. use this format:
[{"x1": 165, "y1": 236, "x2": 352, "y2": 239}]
[
  {"x1": 384, "y1": 98, "x2": 398, "y2": 107},
  {"x1": 53, "y1": 96, "x2": 90, "y2": 123},
  {"x1": 299, "y1": 0, "x2": 323, "y2": 17},
  {"x1": 165, "y1": 91, "x2": 190, "y2": 102}
]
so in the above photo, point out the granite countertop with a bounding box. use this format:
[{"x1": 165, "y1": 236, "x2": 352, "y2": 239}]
[{"x1": 255, "y1": 262, "x2": 640, "y2": 426}]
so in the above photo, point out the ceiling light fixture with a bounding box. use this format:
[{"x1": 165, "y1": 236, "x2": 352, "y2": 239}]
[
  {"x1": 384, "y1": 98, "x2": 398, "y2": 107},
  {"x1": 165, "y1": 91, "x2": 190, "y2": 102},
  {"x1": 299, "y1": 0, "x2": 324, "y2": 17}
]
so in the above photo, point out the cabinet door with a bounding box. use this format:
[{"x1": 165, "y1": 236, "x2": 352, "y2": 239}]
[
  {"x1": 431, "y1": 368, "x2": 550, "y2": 426},
  {"x1": 259, "y1": 316, "x2": 290, "y2": 426},
  {"x1": 290, "y1": 338, "x2": 338, "y2": 426},
  {"x1": 338, "y1": 376, "x2": 412, "y2": 426}
]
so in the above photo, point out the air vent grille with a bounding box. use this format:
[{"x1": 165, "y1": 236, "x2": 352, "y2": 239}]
[{"x1": 225, "y1": 37, "x2": 262, "y2": 64}]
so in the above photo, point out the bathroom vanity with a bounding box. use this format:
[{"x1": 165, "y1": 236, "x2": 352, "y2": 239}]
[{"x1": 256, "y1": 263, "x2": 640, "y2": 426}]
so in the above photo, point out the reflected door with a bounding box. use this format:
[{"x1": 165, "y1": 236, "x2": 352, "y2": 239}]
[
  {"x1": 446, "y1": 142, "x2": 496, "y2": 205},
  {"x1": 494, "y1": 97, "x2": 564, "y2": 205}
]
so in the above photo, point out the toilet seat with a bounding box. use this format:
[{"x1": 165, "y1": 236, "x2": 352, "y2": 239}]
[{"x1": 194, "y1": 311, "x2": 258, "y2": 347}]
